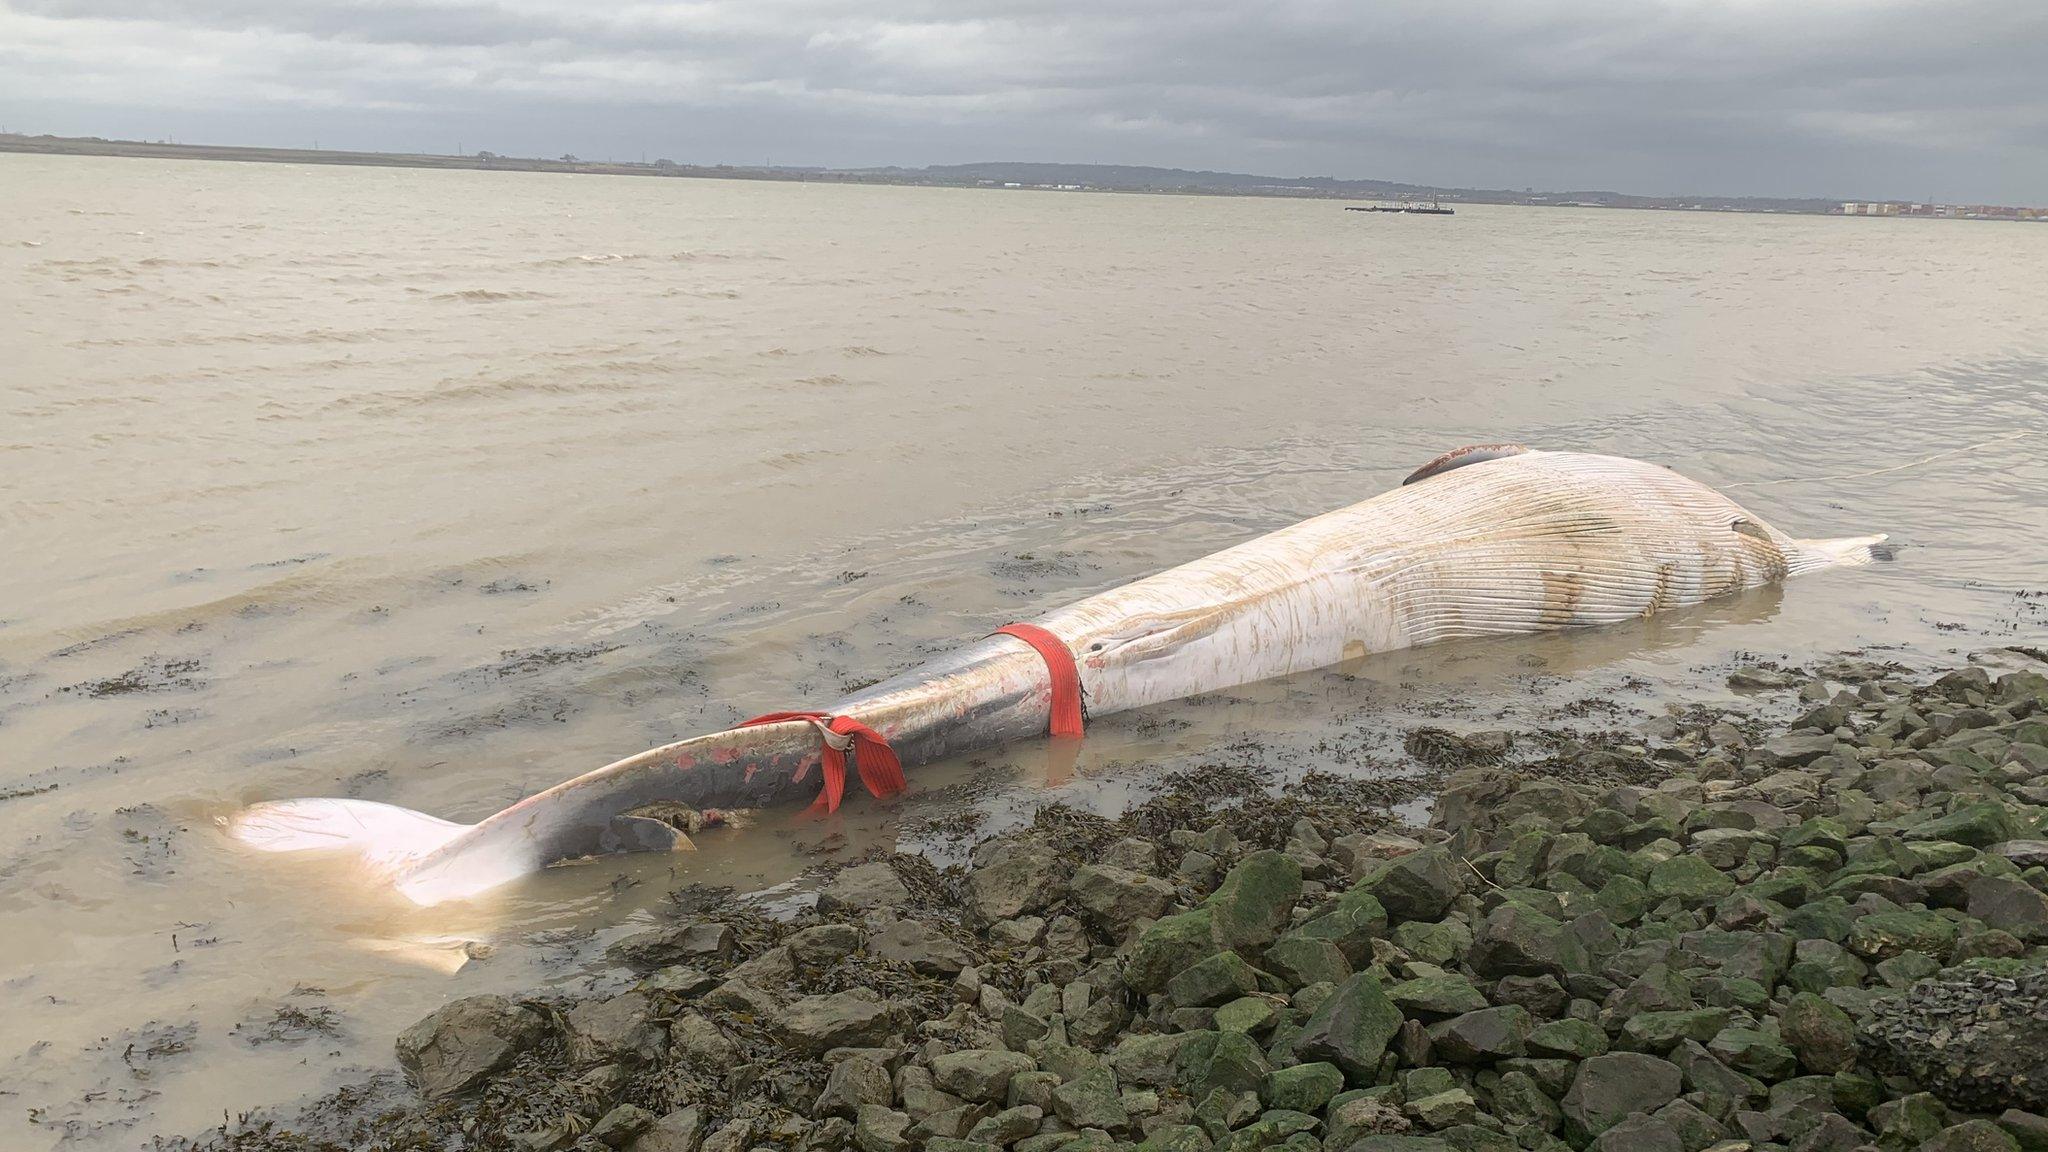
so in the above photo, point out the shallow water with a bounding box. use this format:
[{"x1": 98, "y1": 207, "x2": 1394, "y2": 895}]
[{"x1": 1, "y1": 153, "x2": 2045, "y2": 1148}]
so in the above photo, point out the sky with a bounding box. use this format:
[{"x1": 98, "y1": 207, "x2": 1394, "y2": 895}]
[{"x1": 1, "y1": 0, "x2": 2043, "y2": 203}]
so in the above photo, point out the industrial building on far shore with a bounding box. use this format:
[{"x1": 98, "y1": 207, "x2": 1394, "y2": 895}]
[{"x1": 1840, "y1": 201, "x2": 2044, "y2": 220}]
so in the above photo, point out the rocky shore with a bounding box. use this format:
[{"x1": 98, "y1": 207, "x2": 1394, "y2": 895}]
[{"x1": 183, "y1": 654, "x2": 2048, "y2": 1152}]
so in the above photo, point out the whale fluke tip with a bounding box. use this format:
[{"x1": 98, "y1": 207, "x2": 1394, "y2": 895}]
[{"x1": 227, "y1": 797, "x2": 471, "y2": 873}]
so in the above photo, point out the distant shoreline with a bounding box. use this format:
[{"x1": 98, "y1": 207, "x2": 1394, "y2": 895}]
[{"x1": 6, "y1": 132, "x2": 2038, "y2": 220}]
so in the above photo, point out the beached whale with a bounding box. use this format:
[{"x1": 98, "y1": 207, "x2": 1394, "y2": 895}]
[{"x1": 230, "y1": 446, "x2": 1885, "y2": 905}]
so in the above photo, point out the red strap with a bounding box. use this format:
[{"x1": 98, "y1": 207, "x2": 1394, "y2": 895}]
[
  {"x1": 736, "y1": 710, "x2": 906, "y2": 814},
  {"x1": 995, "y1": 623, "x2": 1085, "y2": 738}
]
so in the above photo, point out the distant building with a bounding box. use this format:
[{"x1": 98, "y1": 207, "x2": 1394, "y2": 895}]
[{"x1": 1841, "y1": 200, "x2": 2043, "y2": 219}]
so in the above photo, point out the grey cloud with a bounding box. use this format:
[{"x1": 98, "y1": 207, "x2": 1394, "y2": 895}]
[{"x1": 1, "y1": 0, "x2": 2043, "y2": 201}]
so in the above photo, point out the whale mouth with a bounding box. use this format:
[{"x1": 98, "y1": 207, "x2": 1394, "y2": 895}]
[{"x1": 1085, "y1": 610, "x2": 1229, "y2": 664}]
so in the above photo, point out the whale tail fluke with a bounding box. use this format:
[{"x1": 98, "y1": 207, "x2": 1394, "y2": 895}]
[
  {"x1": 1790, "y1": 532, "x2": 1891, "y2": 572},
  {"x1": 225, "y1": 797, "x2": 473, "y2": 874}
]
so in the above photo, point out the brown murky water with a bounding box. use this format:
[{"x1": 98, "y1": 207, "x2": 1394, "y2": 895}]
[{"x1": 2, "y1": 152, "x2": 2045, "y2": 1148}]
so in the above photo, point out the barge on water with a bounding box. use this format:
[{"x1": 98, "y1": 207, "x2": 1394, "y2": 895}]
[{"x1": 1346, "y1": 197, "x2": 1454, "y2": 214}]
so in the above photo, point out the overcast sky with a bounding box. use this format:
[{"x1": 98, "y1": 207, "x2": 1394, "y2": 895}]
[{"x1": 2, "y1": 0, "x2": 2043, "y2": 202}]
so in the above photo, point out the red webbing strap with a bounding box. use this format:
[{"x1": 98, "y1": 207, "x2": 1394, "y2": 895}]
[
  {"x1": 736, "y1": 710, "x2": 906, "y2": 814},
  {"x1": 994, "y1": 623, "x2": 1085, "y2": 738}
]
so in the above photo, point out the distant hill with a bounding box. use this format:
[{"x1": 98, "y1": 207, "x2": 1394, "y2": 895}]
[
  {"x1": 821, "y1": 161, "x2": 1846, "y2": 214},
  {"x1": 1, "y1": 133, "x2": 1848, "y2": 214}
]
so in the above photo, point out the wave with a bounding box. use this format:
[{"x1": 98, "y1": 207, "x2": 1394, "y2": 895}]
[
  {"x1": 528, "y1": 253, "x2": 650, "y2": 267},
  {"x1": 431, "y1": 289, "x2": 550, "y2": 303}
]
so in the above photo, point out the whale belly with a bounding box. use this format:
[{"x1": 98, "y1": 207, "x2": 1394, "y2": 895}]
[{"x1": 1054, "y1": 450, "x2": 1788, "y2": 714}]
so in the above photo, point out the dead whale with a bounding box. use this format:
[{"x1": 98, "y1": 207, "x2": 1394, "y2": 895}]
[{"x1": 230, "y1": 446, "x2": 1885, "y2": 905}]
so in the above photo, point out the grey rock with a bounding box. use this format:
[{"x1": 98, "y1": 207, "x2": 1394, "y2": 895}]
[
  {"x1": 970, "y1": 841, "x2": 1066, "y2": 920},
  {"x1": 1991, "y1": 842, "x2": 2048, "y2": 869},
  {"x1": 395, "y1": 994, "x2": 550, "y2": 1099},
  {"x1": 1180, "y1": 1031, "x2": 1271, "y2": 1098},
  {"x1": 853, "y1": 1105, "x2": 912, "y2": 1152},
  {"x1": 908, "y1": 1105, "x2": 985, "y2": 1142},
  {"x1": 1168, "y1": 950, "x2": 1261, "y2": 1009},
  {"x1": 1969, "y1": 876, "x2": 2048, "y2": 943},
  {"x1": 1780, "y1": 993, "x2": 1857, "y2": 1075},
  {"x1": 988, "y1": 916, "x2": 1046, "y2": 948},
  {"x1": 1492, "y1": 1069, "x2": 1563, "y2": 1132},
  {"x1": 1101, "y1": 838, "x2": 1162, "y2": 874},
  {"x1": 589, "y1": 1104, "x2": 656, "y2": 1149},
  {"x1": 966, "y1": 1104, "x2": 1043, "y2": 1145},
  {"x1": 724, "y1": 943, "x2": 795, "y2": 986},
  {"x1": 1263, "y1": 936, "x2": 1352, "y2": 989},
  {"x1": 1363, "y1": 846, "x2": 1463, "y2": 922},
  {"x1": 607, "y1": 921, "x2": 737, "y2": 970},
  {"x1": 1996, "y1": 1109, "x2": 2048, "y2": 1152},
  {"x1": 568, "y1": 992, "x2": 668, "y2": 1067},
  {"x1": 1790, "y1": 1113, "x2": 1866, "y2": 1152},
  {"x1": 698, "y1": 1118, "x2": 753, "y2": 1152},
  {"x1": 700, "y1": 978, "x2": 780, "y2": 1017},
  {"x1": 1069, "y1": 864, "x2": 1178, "y2": 929},
  {"x1": 1707, "y1": 1027, "x2": 1798, "y2": 1082},
  {"x1": 820, "y1": 862, "x2": 911, "y2": 915},
  {"x1": 897, "y1": 1065, "x2": 968, "y2": 1120},
  {"x1": 1001, "y1": 1004, "x2": 1051, "y2": 1051},
  {"x1": 870, "y1": 918, "x2": 973, "y2": 976},
  {"x1": 1111, "y1": 1033, "x2": 1195, "y2": 1088},
  {"x1": 628, "y1": 1106, "x2": 706, "y2": 1152},
  {"x1": 1052, "y1": 1067, "x2": 1130, "y2": 1132},
  {"x1": 1587, "y1": 1113, "x2": 1682, "y2": 1152},
  {"x1": 1678, "y1": 928, "x2": 1795, "y2": 986},
  {"x1": 775, "y1": 990, "x2": 899, "y2": 1054},
  {"x1": 1492, "y1": 974, "x2": 1569, "y2": 1019},
  {"x1": 1071, "y1": 988, "x2": 1132, "y2": 1051},
  {"x1": 669, "y1": 1012, "x2": 737, "y2": 1065},
  {"x1": 788, "y1": 923, "x2": 865, "y2": 966},
  {"x1": 1427, "y1": 1005, "x2": 1532, "y2": 1063},
  {"x1": 1006, "y1": 1070, "x2": 1060, "y2": 1112},
  {"x1": 799, "y1": 1120, "x2": 852, "y2": 1149},
  {"x1": 816, "y1": 1056, "x2": 894, "y2": 1119},
  {"x1": 638, "y1": 966, "x2": 719, "y2": 997},
  {"x1": 1653, "y1": 1099, "x2": 1729, "y2": 1152},
  {"x1": 1206, "y1": 850, "x2": 1304, "y2": 952},
  {"x1": 1469, "y1": 904, "x2": 1589, "y2": 979},
  {"x1": 1921, "y1": 1120, "x2": 2024, "y2": 1152},
  {"x1": 1560, "y1": 1052, "x2": 1684, "y2": 1142},
  {"x1": 1406, "y1": 1088, "x2": 1479, "y2": 1130},
  {"x1": 931, "y1": 1049, "x2": 1037, "y2": 1104},
  {"x1": 1292, "y1": 972, "x2": 1403, "y2": 1084},
  {"x1": 1762, "y1": 734, "x2": 1841, "y2": 767}
]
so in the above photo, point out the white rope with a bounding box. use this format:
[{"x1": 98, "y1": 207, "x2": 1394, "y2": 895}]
[
  {"x1": 1720, "y1": 430, "x2": 2036, "y2": 490},
  {"x1": 803, "y1": 716, "x2": 854, "y2": 751}
]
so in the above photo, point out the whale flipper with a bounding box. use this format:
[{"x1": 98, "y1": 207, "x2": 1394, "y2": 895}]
[
  {"x1": 600, "y1": 814, "x2": 696, "y2": 854},
  {"x1": 1789, "y1": 533, "x2": 1890, "y2": 570}
]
